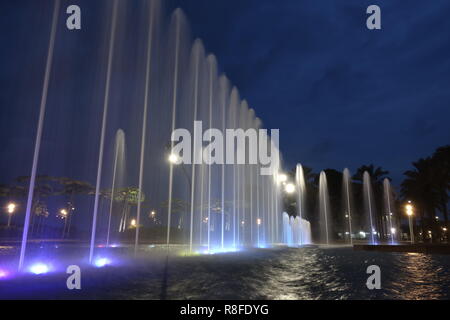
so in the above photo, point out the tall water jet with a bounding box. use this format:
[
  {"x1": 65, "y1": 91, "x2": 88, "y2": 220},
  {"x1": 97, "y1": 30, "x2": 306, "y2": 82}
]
[
  {"x1": 342, "y1": 168, "x2": 353, "y2": 244},
  {"x1": 363, "y1": 171, "x2": 376, "y2": 244},
  {"x1": 219, "y1": 75, "x2": 230, "y2": 249},
  {"x1": 228, "y1": 88, "x2": 240, "y2": 248},
  {"x1": 188, "y1": 40, "x2": 203, "y2": 252},
  {"x1": 18, "y1": 0, "x2": 60, "y2": 271},
  {"x1": 383, "y1": 178, "x2": 396, "y2": 244},
  {"x1": 135, "y1": 0, "x2": 157, "y2": 255},
  {"x1": 247, "y1": 108, "x2": 256, "y2": 245},
  {"x1": 205, "y1": 54, "x2": 217, "y2": 251},
  {"x1": 106, "y1": 129, "x2": 126, "y2": 246},
  {"x1": 89, "y1": 0, "x2": 119, "y2": 264},
  {"x1": 295, "y1": 164, "x2": 306, "y2": 219},
  {"x1": 166, "y1": 9, "x2": 182, "y2": 250},
  {"x1": 295, "y1": 164, "x2": 306, "y2": 243},
  {"x1": 319, "y1": 171, "x2": 331, "y2": 245},
  {"x1": 199, "y1": 161, "x2": 206, "y2": 246}
]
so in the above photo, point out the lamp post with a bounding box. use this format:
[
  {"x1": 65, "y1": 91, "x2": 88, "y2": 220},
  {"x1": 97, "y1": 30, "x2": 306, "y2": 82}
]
[
  {"x1": 405, "y1": 201, "x2": 414, "y2": 244},
  {"x1": 59, "y1": 208, "x2": 68, "y2": 238},
  {"x1": 6, "y1": 202, "x2": 16, "y2": 228}
]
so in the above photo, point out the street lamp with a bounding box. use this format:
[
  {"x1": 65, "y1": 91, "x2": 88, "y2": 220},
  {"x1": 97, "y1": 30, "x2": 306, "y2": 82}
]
[
  {"x1": 405, "y1": 202, "x2": 415, "y2": 244},
  {"x1": 168, "y1": 153, "x2": 180, "y2": 164},
  {"x1": 284, "y1": 183, "x2": 295, "y2": 194},
  {"x1": 6, "y1": 202, "x2": 16, "y2": 228},
  {"x1": 58, "y1": 208, "x2": 69, "y2": 239}
]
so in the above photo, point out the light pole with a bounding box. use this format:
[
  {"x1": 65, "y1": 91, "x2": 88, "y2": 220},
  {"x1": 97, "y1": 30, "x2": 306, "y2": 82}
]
[
  {"x1": 167, "y1": 152, "x2": 193, "y2": 250},
  {"x1": 6, "y1": 202, "x2": 16, "y2": 228},
  {"x1": 405, "y1": 201, "x2": 414, "y2": 244},
  {"x1": 59, "y1": 208, "x2": 68, "y2": 238}
]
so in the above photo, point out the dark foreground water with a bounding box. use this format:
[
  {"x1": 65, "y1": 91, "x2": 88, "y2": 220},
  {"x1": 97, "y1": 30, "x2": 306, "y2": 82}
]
[{"x1": 1, "y1": 246, "x2": 450, "y2": 299}]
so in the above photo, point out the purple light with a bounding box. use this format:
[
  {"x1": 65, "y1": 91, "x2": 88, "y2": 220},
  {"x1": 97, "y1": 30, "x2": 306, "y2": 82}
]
[
  {"x1": 0, "y1": 269, "x2": 10, "y2": 279},
  {"x1": 29, "y1": 263, "x2": 50, "y2": 275}
]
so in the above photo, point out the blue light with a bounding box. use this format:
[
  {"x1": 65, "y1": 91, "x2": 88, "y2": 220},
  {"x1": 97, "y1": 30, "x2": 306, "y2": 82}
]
[
  {"x1": 94, "y1": 257, "x2": 111, "y2": 268},
  {"x1": 29, "y1": 263, "x2": 50, "y2": 275},
  {"x1": 199, "y1": 247, "x2": 240, "y2": 255}
]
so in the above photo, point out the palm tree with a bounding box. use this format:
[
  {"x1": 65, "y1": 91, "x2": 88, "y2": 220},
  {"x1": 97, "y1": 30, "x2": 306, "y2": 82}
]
[
  {"x1": 432, "y1": 146, "x2": 449, "y2": 241},
  {"x1": 16, "y1": 175, "x2": 56, "y2": 237},
  {"x1": 401, "y1": 158, "x2": 440, "y2": 242},
  {"x1": 353, "y1": 164, "x2": 389, "y2": 184},
  {"x1": 115, "y1": 187, "x2": 145, "y2": 232},
  {"x1": 54, "y1": 177, "x2": 94, "y2": 238}
]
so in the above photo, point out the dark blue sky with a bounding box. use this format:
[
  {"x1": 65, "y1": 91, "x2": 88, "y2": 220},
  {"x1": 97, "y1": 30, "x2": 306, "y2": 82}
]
[
  {"x1": 1, "y1": 0, "x2": 449, "y2": 187},
  {"x1": 172, "y1": 0, "x2": 450, "y2": 183}
]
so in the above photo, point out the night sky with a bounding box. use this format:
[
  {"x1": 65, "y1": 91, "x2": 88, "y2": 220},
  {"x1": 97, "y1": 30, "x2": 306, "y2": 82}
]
[
  {"x1": 1, "y1": 0, "x2": 450, "y2": 186},
  {"x1": 171, "y1": 0, "x2": 450, "y2": 183}
]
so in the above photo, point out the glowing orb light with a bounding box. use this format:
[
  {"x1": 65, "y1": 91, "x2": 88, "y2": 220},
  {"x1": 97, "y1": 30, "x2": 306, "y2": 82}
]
[{"x1": 29, "y1": 263, "x2": 50, "y2": 275}]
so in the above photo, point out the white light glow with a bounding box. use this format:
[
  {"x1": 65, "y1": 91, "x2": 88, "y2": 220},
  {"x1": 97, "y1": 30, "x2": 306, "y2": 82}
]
[
  {"x1": 285, "y1": 183, "x2": 295, "y2": 194},
  {"x1": 94, "y1": 258, "x2": 111, "y2": 268},
  {"x1": 168, "y1": 154, "x2": 179, "y2": 164},
  {"x1": 7, "y1": 203, "x2": 16, "y2": 214},
  {"x1": 29, "y1": 263, "x2": 49, "y2": 275}
]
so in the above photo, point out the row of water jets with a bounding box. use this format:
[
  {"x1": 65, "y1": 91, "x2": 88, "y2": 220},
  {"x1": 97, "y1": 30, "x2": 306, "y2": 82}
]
[
  {"x1": 17, "y1": 0, "x2": 284, "y2": 270},
  {"x1": 309, "y1": 165, "x2": 396, "y2": 246},
  {"x1": 16, "y1": 0, "x2": 395, "y2": 272},
  {"x1": 282, "y1": 164, "x2": 397, "y2": 247}
]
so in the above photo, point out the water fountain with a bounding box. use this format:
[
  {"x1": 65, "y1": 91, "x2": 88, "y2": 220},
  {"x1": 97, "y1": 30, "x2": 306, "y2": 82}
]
[
  {"x1": 18, "y1": 0, "x2": 60, "y2": 271},
  {"x1": 13, "y1": 0, "x2": 284, "y2": 271},
  {"x1": 319, "y1": 171, "x2": 331, "y2": 245},
  {"x1": 363, "y1": 171, "x2": 376, "y2": 244},
  {"x1": 89, "y1": 0, "x2": 119, "y2": 264},
  {"x1": 282, "y1": 213, "x2": 311, "y2": 246},
  {"x1": 383, "y1": 178, "x2": 396, "y2": 244},
  {"x1": 106, "y1": 129, "x2": 126, "y2": 246},
  {"x1": 135, "y1": 0, "x2": 158, "y2": 255},
  {"x1": 342, "y1": 168, "x2": 353, "y2": 244}
]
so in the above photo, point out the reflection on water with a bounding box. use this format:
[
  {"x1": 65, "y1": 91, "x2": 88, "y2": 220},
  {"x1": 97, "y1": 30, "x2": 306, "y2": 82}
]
[
  {"x1": 1, "y1": 247, "x2": 450, "y2": 299},
  {"x1": 388, "y1": 253, "x2": 445, "y2": 300}
]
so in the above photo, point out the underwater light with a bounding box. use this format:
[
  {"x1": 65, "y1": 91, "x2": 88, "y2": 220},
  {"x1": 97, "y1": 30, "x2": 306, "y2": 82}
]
[
  {"x1": 29, "y1": 263, "x2": 49, "y2": 275},
  {"x1": 0, "y1": 269, "x2": 10, "y2": 279},
  {"x1": 94, "y1": 258, "x2": 111, "y2": 268}
]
